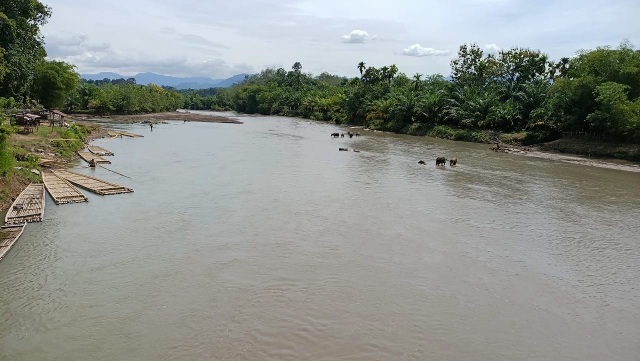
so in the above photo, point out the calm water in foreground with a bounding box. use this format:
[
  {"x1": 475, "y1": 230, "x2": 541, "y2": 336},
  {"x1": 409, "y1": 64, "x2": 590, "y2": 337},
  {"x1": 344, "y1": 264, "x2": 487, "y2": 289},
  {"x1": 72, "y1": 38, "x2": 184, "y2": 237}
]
[{"x1": 1, "y1": 112, "x2": 639, "y2": 360}]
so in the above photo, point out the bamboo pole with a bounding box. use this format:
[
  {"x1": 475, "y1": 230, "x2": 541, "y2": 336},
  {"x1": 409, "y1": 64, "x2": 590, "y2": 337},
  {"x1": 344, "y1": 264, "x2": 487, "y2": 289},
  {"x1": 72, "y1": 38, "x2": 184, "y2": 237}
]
[
  {"x1": 102, "y1": 135, "x2": 120, "y2": 143},
  {"x1": 97, "y1": 164, "x2": 131, "y2": 179}
]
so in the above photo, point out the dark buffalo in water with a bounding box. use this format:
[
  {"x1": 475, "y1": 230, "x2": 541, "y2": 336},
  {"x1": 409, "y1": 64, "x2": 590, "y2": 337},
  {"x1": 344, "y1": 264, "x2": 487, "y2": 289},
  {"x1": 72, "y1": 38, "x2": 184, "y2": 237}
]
[{"x1": 436, "y1": 157, "x2": 447, "y2": 166}]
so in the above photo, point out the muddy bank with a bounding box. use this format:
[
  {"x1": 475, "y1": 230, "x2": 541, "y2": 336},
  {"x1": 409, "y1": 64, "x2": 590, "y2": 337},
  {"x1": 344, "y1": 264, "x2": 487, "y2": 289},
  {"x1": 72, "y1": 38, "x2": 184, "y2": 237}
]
[
  {"x1": 72, "y1": 111, "x2": 243, "y2": 124},
  {"x1": 535, "y1": 138, "x2": 640, "y2": 162},
  {"x1": 491, "y1": 142, "x2": 640, "y2": 173}
]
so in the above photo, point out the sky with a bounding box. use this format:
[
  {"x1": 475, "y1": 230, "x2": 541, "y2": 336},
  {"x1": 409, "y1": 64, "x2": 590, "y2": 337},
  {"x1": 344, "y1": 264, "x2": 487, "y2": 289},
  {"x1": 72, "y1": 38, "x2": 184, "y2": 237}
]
[{"x1": 41, "y1": 0, "x2": 640, "y2": 79}]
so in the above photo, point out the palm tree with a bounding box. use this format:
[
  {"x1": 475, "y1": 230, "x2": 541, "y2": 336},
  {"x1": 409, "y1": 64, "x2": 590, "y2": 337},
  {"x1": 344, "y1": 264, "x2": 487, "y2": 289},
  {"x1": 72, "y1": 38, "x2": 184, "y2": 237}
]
[
  {"x1": 380, "y1": 66, "x2": 389, "y2": 83},
  {"x1": 413, "y1": 73, "x2": 423, "y2": 91},
  {"x1": 357, "y1": 62, "x2": 366, "y2": 77},
  {"x1": 388, "y1": 64, "x2": 398, "y2": 81}
]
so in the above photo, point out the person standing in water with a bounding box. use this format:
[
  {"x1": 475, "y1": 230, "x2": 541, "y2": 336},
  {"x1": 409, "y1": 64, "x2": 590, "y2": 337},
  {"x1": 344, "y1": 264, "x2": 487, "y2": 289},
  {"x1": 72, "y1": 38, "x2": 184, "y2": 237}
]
[{"x1": 149, "y1": 123, "x2": 153, "y2": 131}]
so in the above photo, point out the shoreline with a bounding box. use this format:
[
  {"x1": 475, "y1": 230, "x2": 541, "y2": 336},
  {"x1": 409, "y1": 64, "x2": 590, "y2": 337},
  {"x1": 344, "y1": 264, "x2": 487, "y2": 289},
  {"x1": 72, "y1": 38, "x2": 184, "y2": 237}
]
[
  {"x1": 72, "y1": 111, "x2": 243, "y2": 124},
  {"x1": 0, "y1": 111, "x2": 243, "y2": 211},
  {"x1": 353, "y1": 124, "x2": 640, "y2": 173},
  {"x1": 490, "y1": 144, "x2": 640, "y2": 173}
]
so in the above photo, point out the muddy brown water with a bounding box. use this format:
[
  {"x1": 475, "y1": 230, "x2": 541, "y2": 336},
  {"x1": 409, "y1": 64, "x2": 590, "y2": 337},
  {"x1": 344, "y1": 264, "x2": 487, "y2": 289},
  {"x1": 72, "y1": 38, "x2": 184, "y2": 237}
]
[{"x1": 1, "y1": 112, "x2": 639, "y2": 360}]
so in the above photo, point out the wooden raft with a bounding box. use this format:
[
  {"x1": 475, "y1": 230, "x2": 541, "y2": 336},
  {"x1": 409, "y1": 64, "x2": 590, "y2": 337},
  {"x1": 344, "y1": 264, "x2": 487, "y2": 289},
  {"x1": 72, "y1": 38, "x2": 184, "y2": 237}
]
[
  {"x1": 88, "y1": 145, "x2": 114, "y2": 156},
  {"x1": 0, "y1": 223, "x2": 27, "y2": 261},
  {"x1": 42, "y1": 171, "x2": 88, "y2": 204},
  {"x1": 78, "y1": 151, "x2": 111, "y2": 164},
  {"x1": 53, "y1": 170, "x2": 133, "y2": 195},
  {"x1": 107, "y1": 130, "x2": 144, "y2": 138},
  {"x1": 5, "y1": 183, "x2": 45, "y2": 224}
]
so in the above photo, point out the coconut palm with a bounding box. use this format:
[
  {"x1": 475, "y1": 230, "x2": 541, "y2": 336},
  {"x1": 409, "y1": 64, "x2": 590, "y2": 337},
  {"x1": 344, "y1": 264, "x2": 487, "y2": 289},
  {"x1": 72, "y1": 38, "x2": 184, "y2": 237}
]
[{"x1": 357, "y1": 62, "x2": 366, "y2": 77}]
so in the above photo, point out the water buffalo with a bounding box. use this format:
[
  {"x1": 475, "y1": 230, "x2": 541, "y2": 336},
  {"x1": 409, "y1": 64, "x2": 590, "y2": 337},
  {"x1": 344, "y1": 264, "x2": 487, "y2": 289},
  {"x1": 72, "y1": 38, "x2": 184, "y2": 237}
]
[
  {"x1": 418, "y1": 160, "x2": 426, "y2": 165},
  {"x1": 436, "y1": 157, "x2": 447, "y2": 166},
  {"x1": 339, "y1": 147, "x2": 349, "y2": 151},
  {"x1": 331, "y1": 133, "x2": 340, "y2": 138},
  {"x1": 449, "y1": 157, "x2": 457, "y2": 166},
  {"x1": 340, "y1": 133, "x2": 345, "y2": 138}
]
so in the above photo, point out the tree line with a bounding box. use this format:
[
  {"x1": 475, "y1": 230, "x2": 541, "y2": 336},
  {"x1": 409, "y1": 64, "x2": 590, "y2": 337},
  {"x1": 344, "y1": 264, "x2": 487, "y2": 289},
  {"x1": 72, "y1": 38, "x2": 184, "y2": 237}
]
[{"x1": 197, "y1": 43, "x2": 639, "y2": 143}]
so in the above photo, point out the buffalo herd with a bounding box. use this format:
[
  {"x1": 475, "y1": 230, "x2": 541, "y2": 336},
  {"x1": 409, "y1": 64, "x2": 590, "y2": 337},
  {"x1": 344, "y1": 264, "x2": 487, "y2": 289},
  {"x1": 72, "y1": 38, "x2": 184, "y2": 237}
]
[
  {"x1": 419, "y1": 156, "x2": 458, "y2": 167},
  {"x1": 331, "y1": 131, "x2": 360, "y2": 138},
  {"x1": 331, "y1": 131, "x2": 457, "y2": 165}
]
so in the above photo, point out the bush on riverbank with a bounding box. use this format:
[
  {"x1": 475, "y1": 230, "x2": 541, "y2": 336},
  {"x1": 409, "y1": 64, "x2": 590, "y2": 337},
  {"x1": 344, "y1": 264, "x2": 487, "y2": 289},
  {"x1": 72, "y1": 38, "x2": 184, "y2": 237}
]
[
  {"x1": 0, "y1": 123, "x2": 15, "y2": 176},
  {"x1": 427, "y1": 125, "x2": 490, "y2": 143},
  {"x1": 499, "y1": 131, "x2": 560, "y2": 146}
]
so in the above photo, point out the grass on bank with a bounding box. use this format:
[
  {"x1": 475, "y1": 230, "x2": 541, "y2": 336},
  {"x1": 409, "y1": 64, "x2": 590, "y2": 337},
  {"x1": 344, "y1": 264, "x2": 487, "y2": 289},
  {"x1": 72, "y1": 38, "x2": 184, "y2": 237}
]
[{"x1": 0, "y1": 119, "x2": 93, "y2": 209}]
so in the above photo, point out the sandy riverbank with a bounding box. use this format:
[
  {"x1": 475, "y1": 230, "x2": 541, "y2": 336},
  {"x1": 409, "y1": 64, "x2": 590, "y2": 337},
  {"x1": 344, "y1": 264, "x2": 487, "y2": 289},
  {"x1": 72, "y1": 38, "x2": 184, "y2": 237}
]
[
  {"x1": 72, "y1": 111, "x2": 243, "y2": 124},
  {"x1": 489, "y1": 143, "x2": 640, "y2": 173}
]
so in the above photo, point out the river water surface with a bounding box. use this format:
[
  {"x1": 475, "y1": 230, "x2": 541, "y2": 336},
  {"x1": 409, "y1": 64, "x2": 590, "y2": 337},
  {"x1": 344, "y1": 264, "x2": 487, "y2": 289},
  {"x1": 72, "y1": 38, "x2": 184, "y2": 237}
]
[{"x1": 1, "y1": 112, "x2": 639, "y2": 360}]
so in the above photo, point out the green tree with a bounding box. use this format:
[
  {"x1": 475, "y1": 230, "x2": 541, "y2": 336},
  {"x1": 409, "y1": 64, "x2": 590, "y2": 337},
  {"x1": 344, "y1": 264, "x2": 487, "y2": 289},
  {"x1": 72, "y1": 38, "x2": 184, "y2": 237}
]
[
  {"x1": 0, "y1": 0, "x2": 51, "y2": 99},
  {"x1": 31, "y1": 60, "x2": 79, "y2": 109}
]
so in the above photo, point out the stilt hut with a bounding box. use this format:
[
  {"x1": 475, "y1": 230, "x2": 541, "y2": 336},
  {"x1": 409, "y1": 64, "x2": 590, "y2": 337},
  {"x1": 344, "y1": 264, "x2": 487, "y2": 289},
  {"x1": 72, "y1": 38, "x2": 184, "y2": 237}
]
[{"x1": 49, "y1": 109, "x2": 67, "y2": 127}]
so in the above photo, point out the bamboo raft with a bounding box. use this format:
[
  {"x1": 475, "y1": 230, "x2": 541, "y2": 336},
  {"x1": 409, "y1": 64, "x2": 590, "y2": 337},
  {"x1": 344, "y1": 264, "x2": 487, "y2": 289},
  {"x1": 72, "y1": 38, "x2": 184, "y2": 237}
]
[
  {"x1": 53, "y1": 170, "x2": 133, "y2": 195},
  {"x1": 5, "y1": 183, "x2": 45, "y2": 224},
  {"x1": 77, "y1": 151, "x2": 111, "y2": 164},
  {"x1": 42, "y1": 171, "x2": 88, "y2": 204},
  {"x1": 88, "y1": 145, "x2": 114, "y2": 156},
  {"x1": 0, "y1": 223, "x2": 26, "y2": 261},
  {"x1": 107, "y1": 130, "x2": 144, "y2": 138}
]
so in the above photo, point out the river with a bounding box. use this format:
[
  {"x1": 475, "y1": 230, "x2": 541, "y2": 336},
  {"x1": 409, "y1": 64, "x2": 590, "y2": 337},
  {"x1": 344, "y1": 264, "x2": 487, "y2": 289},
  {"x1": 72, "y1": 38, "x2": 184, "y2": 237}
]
[{"x1": 1, "y1": 112, "x2": 639, "y2": 360}]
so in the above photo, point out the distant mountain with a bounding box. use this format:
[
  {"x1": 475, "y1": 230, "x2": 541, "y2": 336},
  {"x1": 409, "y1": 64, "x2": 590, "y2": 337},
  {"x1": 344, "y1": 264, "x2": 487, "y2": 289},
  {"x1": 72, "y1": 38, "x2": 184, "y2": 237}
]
[
  {"x1": 79, "y1": 72, "x2": 249, "y2": 89},
  {"x1": 81, "y1": 72, "x2": 132, "y2": 81},
  {"x1": 215, "y1": 74, "x2": 249, "y2": 88}
]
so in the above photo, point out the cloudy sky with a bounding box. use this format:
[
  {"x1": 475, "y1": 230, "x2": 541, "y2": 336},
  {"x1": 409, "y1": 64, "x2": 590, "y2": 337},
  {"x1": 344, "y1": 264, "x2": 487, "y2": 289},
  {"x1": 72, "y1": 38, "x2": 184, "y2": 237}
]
[{"x1": 41, "y1": 0, "x2": 640, "y2": 79}]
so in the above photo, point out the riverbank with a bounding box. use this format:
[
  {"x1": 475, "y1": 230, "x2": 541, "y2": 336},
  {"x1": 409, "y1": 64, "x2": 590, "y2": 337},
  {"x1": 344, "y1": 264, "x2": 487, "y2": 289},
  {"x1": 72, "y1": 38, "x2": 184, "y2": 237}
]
[
  {"x1": 354, "y1": 123, "x2": 640, "y2": 173},
  {"x1": 72, "y1": 111, "x2": 243, "y2": 124},
  {"x1": 359, "y1": 121, "x2": 640, "y2": 168},
  {"x1": 1, "y1": 111, "x2": 242, "y2": 210}
]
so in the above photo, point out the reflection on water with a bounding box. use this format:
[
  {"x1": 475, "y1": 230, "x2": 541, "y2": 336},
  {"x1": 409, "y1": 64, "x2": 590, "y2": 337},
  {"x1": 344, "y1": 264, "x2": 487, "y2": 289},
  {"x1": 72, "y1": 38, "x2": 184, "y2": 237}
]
[{"x1": 1, "y1": 113, "x2": 639, "y2": 360}]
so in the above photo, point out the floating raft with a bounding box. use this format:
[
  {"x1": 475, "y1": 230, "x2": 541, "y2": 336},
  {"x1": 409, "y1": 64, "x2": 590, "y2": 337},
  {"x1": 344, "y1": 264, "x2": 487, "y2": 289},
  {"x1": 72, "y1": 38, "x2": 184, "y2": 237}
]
[
  {"x1": 88, "y1": 145, "x2": 114, "y2": 156},
  {"x1": 53, "y1": 170, "x2": 133, "y2": 195},
  {"x1": 107, "y1": 130, "x2": 144, "y2": 138},
  {"x1": 5, "y1": 183, "x2": 45, "y2": 224},
  {"x1": 77, "y1": 151, "x2": 111, "y2": 164},
  {"x1": 42, "y1": 171, "x2": 88, "y2": 204},
  {"x1": 0, "y1": 223, "x2": 26, "y2": 261}
]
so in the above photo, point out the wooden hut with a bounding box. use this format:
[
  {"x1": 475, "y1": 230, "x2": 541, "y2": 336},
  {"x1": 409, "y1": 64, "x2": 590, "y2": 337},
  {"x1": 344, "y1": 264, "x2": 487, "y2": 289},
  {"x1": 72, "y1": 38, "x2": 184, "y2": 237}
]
[{"x1": 49, "y1": 109, "x2": 67, "y2": 127}]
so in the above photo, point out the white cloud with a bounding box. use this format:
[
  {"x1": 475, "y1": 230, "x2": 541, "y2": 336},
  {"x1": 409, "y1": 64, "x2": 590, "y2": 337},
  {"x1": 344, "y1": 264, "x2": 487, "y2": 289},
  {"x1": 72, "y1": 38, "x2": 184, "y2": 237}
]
[
  {"x1": 342, "y1": 30, "x2": 374, "y2": 44},
  {"x1": 401, "y1": 44, "x2": 450, "y2": 57},
  {"x1": 484, "y1": 43, "x2": 501, "y2": 53},
  {"x1": 40, "y1": 0, "x2": 640, "y2": 78},
  {"x1": 44, "y1": 34, "x2": 111, "y2": 58}
]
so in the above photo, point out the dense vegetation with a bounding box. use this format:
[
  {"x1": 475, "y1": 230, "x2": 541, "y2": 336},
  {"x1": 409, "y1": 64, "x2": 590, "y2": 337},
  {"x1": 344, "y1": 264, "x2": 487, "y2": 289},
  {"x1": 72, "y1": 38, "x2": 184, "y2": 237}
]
[{"x1": 201, "y1": 43, "x2": 640, "y2": 145}]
